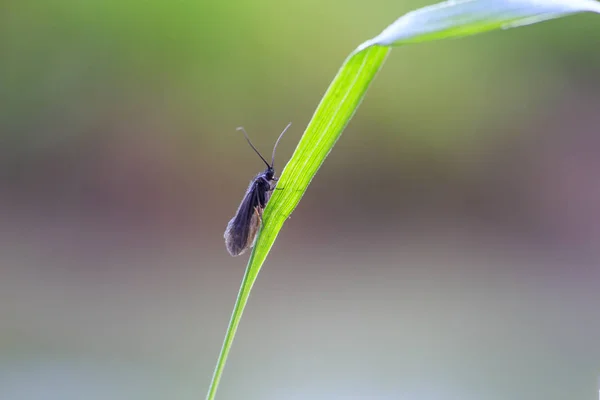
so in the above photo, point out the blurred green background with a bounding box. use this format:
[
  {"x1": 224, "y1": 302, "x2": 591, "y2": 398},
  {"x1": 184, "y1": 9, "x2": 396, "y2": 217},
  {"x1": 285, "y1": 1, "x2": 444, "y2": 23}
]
[{"x1": 1, "y1": 1, "x2": 600, "y2": 399}]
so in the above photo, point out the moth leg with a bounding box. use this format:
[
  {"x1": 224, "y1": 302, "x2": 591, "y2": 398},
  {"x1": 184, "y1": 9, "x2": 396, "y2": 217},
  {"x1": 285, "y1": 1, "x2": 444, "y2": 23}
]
[{"x1": 254, "y1": 206, "x2": 263, "y2": 223}]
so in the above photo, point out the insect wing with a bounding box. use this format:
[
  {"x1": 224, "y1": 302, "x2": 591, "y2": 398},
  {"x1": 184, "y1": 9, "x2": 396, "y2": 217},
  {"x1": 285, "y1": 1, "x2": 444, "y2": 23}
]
[{"x1": 224, "y1": 180, "x2": 262, "y2": 256}]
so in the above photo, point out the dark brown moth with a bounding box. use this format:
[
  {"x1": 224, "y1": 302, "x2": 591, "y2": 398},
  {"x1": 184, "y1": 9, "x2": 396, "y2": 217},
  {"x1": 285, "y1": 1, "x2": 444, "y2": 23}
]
[{"x1": 224, "y1": 123, "x2": 291, "y2": 256}]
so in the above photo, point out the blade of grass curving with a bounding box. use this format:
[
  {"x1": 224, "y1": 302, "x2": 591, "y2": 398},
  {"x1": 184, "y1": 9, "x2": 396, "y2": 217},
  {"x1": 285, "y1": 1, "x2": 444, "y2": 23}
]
[
  {"x1": 359, "y1": 0, "x2": 600, "y2": 49},
  {"x1": 205, "y1": 45, "x2": 390, "y2": 400},
  {"x1": 207, "y1": 1, "x2": 600, "y2": 399}
]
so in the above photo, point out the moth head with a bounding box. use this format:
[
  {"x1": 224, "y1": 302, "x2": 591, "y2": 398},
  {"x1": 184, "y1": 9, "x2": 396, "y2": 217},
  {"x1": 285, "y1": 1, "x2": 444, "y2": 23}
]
[{"x1": 264, "y1": 166, "x2": 275, "y2": 180}]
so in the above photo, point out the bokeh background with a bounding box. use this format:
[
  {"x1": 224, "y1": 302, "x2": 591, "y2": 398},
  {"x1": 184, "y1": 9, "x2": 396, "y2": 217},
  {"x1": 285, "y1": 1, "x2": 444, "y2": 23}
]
[{"x1": 1, "y1": 1, "x2": 600, "y2": 399}]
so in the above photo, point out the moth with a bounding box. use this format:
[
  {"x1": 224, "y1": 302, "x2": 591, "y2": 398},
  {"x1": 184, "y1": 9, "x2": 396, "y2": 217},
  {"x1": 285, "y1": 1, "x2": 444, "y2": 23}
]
[{"x1": 224, "y1": 123, "x2": 291, "y2": 256}]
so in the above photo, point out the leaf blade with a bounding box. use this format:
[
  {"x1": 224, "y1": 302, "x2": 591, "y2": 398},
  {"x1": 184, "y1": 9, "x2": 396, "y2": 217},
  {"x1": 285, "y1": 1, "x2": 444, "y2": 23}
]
[
  {"x1": 365, "y1": 0, "x2": 600, "y2": 47},
  {"x1": 205, "y1": 45, "x2": 389, "y2": 400},
  {"x1": 207, "y1": 2, "x2": 600, "y2": 399}
]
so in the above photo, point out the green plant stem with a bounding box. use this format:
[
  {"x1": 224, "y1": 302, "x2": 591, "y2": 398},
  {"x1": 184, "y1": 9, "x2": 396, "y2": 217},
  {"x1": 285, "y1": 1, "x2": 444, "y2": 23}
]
[{"x1": 205, "y1": 44, "x2": 390, "y2": 400}]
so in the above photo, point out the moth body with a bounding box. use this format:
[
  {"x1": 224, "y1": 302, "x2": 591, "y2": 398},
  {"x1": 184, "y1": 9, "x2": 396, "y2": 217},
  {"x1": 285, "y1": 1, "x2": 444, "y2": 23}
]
[
  {"x1": 224, "y1": 123, "x2": 291, "y2": 257},
  {"x1": 224, "y1": 168, "x2": 276, "y2": 256}
]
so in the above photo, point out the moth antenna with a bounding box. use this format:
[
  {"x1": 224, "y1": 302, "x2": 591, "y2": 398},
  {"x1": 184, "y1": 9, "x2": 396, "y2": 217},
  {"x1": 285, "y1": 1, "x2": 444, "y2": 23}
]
[
  {"x1": 271, "y1": 122, "x2": 292, "y2": 168},
  {"x1": 237, "y1": 127, "x2": 270, "y2": 168}
]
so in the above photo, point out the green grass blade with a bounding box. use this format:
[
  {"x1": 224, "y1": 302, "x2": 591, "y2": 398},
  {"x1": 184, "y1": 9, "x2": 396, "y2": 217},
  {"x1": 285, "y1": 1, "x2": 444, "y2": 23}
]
[
  {"x1": 207, "y1": 1, "x2": 599, "y2": 399},
  {"x1": 205, "y1": 45, "x2": 390, "y2": 400},
  {"x1": 361, "y1": 0, "x2": 600, "y2": 48}
]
